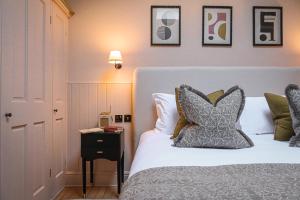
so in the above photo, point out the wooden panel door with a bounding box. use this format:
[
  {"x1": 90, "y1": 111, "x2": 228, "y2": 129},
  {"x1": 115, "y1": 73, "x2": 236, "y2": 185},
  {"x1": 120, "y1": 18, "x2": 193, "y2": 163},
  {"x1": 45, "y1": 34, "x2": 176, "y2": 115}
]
[
  {"x1": 51, "y1": 2, "x2": 68, "y2": 195},
  {"x1": 0, "y1": 0, "x2": 52, "y2": 199}
]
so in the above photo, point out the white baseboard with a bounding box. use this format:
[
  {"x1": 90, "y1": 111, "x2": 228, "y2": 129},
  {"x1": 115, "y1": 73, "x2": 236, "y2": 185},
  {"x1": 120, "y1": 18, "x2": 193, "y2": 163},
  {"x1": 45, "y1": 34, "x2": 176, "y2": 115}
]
[{"x1": 65, "y1": 171, "x2": 130, "y2": 186}]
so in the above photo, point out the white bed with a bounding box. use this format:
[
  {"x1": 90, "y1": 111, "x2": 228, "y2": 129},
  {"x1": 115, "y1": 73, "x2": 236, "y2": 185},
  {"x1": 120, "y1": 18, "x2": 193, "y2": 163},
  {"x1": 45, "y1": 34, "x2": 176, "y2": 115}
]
[
  {"x1": 120, "y1": 67, "x2": 300, "y2": 199},
  {"x1": 130, "y1": 130, "x2": 300, "y2": 177},
  {"x1": 130, "y1": 66, "x2": 300, "y2": 176}
]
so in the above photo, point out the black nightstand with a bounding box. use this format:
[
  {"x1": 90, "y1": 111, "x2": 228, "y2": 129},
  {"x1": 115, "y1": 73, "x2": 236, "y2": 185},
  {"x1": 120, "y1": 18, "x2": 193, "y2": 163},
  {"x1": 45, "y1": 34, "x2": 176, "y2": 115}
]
[{"x1": 81, "y1": 130, "x2": 124, "y2": 198}]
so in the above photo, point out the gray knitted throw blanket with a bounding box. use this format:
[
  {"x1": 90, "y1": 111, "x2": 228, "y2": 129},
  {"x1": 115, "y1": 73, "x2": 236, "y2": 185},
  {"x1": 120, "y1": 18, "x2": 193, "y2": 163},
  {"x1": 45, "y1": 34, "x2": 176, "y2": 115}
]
[{"x1": 120, "y1": 164, "x2": 300, "y2": 200}]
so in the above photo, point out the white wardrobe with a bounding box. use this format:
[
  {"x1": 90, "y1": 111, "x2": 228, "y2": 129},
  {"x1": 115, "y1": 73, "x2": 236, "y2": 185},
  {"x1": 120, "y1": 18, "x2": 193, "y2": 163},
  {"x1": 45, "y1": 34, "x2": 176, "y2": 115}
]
[{"x1": 0, "y1": 0, "x2": 70, "y2": 199}]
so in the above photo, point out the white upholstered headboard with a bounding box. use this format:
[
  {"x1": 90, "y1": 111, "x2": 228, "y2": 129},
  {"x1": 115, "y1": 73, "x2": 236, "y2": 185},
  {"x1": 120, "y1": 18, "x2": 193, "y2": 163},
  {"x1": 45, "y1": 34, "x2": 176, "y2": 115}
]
[{"x1": 132, "y1": 66, "x2": 300, "y2": 150}]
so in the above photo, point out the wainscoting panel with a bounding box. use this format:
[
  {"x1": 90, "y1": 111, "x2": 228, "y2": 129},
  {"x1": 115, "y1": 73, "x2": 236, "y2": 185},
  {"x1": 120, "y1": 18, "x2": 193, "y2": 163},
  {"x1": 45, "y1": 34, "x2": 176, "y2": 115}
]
[{"x1": 66, "y1": 83, "x2": 132, "y2": 186}]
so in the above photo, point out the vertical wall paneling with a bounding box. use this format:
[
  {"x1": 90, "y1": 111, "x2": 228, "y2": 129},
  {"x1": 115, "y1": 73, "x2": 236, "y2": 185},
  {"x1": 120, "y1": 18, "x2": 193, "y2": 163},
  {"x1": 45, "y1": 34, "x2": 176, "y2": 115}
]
[
  {"x1": 88, "y1": 84, "x2": 98, "y2": 128},
  {"x1": 97, "y1": 84, "x2": 107, "y2": 113},
  {"x1": 66, "y1": 83, "x2": 132, "y2": 186},
  {"x1": 79, "y1": 84, "x2": 89, "y2": 130},
  {"x1": 107, "y1": 84, "x2": 133, "y2": 171},
  {"x1": 67, "y1": 84, "x2": 81, "y2": 171},
  {"x1": 66, "y1": 83, "x2": 107, "y2": 174}
]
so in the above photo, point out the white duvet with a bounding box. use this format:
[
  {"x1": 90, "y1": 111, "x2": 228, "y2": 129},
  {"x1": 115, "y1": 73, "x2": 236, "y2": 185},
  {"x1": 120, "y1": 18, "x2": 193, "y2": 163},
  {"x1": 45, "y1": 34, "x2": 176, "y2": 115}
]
[{"x1": 129, "y1": 130, "x2": 300, "y2": 177}]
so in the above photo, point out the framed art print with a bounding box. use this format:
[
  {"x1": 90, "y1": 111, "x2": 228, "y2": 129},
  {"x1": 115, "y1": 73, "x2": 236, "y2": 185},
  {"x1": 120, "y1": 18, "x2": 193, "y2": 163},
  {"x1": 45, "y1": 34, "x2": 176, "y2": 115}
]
[
  {"x1": 253, "y1": 7, "x2": 283, "y2": 46},
  {"x1": 151, "y1": 6, "x2": 181, "y2": 46},
  {"x1": 202, "y1": 6, "x2": 232, "y2": 46}
]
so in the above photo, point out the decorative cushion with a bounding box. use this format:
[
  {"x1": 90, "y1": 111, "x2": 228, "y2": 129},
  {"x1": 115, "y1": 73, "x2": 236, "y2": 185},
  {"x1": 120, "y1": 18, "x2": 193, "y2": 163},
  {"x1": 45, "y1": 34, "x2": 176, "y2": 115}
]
[
  {"x1": 174, "y1": 85, "x2": 254, "y2": 149},
  {"x1": 285, "y1": 84, "x2": 300, "y2": 147},
  {"x1": 152, "y1": 93, "x2": 179, "y2": 135},
  {"x1": 264, "y1": 93, "x2": 295, "y2": 141},
  {"x1": 171, "y1": 87, "x2": 224, "y2": 139}
]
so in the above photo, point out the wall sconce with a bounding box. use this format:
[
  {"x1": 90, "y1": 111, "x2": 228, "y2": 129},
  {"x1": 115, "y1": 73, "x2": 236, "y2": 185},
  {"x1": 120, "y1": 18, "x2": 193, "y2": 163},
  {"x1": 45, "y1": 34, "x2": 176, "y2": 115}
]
[{"x1": 108, "y1": 50, "x2": 122, "y2": 69}]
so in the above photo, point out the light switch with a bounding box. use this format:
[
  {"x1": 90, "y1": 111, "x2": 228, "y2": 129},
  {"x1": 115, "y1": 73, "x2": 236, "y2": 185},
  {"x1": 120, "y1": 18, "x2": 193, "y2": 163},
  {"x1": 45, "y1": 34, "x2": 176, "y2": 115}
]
[
  {"x1": 115, "y1": 115, "x2": 123, "y2": 123},
  {"x1": 124, "y1": 115, "x2": 131, "y2": 122}
]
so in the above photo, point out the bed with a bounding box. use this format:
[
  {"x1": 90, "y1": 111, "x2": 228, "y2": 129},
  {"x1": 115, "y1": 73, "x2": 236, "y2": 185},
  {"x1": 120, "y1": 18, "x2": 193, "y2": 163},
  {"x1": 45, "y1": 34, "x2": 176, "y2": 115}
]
[{"x1": 120, "y1": 67, "x2": 300, "y2": 200}]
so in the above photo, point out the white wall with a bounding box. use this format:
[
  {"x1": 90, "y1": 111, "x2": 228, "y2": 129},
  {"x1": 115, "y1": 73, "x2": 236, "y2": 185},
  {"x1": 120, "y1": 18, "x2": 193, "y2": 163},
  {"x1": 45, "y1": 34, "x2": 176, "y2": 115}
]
[
  {"x1": 69, "y1": 0, "x2": 300, "y2": 83},
  {"x1": 66, "y1": 0, "x2": 300, "y2": 185}
]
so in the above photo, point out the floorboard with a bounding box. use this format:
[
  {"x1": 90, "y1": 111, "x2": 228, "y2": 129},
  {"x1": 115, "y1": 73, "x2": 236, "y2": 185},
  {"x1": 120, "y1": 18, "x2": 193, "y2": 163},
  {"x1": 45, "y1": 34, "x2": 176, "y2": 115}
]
[{"x1": 54, "y1": 186, "x2": 118, "y2": 199}]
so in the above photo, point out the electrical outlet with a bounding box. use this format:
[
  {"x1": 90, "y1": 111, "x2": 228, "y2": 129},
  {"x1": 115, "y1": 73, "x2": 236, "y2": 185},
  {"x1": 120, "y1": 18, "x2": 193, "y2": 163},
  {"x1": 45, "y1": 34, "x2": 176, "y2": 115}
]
[
  {"x1": 124, "y1": 114, "x2": 131, "y2": 122},
  {"x1": 115, "y1": 115, "x2": 123, "y2": 123}
]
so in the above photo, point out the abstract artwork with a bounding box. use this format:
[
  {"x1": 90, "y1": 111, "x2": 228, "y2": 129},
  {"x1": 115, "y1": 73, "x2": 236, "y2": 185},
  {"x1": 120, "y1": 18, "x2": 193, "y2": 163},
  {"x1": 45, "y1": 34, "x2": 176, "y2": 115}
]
[
  {"x1": 151, "y1": 6, "x2": 181, "y2": 46},
  {"x1": 253, "y1": 7, "x2": 283, "y2": 46},
  {"x1": 202, "y1": 6, "x2": 232, "y2": 46}
]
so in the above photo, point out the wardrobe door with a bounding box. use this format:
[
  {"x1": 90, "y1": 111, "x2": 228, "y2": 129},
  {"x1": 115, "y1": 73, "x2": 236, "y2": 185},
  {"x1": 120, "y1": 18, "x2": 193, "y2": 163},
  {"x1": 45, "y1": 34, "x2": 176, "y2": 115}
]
[
  {"x1": 0, "y1": 0, "x2": 52, "y2": 199},
  {"x1": 0, "y1": 0, "x2": 2, "y2": 197},
  {"x1": 51, "y1": 2, "x2": 68, "y2": 195},
  {"x1": 27, "y1": 1, "x2": 52, "y2": 199}
]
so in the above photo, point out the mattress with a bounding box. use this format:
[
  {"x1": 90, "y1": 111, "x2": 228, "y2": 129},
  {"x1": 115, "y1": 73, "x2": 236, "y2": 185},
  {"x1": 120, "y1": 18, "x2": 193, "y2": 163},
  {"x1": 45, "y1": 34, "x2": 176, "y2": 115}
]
[{"x1": 129, "y1": 129, "x2": 300, "y2": 177}]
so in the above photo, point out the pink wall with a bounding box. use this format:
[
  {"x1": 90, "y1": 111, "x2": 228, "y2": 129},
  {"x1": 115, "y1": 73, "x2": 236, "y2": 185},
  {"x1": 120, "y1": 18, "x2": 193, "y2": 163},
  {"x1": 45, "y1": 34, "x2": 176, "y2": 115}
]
[{"x1": 68, "y1": 0, "x2": 300, "y2": 83}]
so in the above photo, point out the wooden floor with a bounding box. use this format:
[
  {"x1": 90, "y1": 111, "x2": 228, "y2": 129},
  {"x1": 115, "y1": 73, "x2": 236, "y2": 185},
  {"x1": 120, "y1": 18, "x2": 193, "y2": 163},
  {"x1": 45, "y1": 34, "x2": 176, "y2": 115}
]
[{"x1": 54, "y1": 186, "x2": 119, "y2": 200}]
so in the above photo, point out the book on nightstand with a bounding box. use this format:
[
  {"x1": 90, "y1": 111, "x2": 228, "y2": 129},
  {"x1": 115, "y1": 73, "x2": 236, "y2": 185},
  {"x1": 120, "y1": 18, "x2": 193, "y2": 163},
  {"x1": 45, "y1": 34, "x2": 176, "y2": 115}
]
[
  {"x1": 79, "y1": 126, "x2": 123, "y2": 134},
  {"x1": 79, "y1": 128, "x2": 104, "y2": 134},
  {"x1": 103, "y1": 126, "x2": 124, "y2": 132}
]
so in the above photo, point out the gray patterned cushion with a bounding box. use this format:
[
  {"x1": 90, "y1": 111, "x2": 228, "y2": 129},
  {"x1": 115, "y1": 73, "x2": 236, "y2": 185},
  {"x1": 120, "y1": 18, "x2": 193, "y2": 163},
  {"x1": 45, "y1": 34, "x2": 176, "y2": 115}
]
[
  {"x1": 174, "y1": 85, "x2": 254, "y2": 149},
  {"x1": 285, "y1": 84, "x2": 300, "y2": 147}
]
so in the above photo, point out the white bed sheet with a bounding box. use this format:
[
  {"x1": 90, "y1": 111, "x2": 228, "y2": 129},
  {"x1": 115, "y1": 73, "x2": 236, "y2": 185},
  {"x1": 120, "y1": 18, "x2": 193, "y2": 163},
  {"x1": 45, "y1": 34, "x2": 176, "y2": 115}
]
[{"x1": 129, "y1": 130, "x2": 300, "y2": 177}]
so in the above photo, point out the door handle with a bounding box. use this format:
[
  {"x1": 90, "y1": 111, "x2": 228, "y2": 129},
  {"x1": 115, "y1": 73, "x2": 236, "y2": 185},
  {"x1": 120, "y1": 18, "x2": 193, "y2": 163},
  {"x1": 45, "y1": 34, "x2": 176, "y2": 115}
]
[
  {"x1": 53, "y1": 109, "x2": 58, "y2": 113},
  {"x1": 5, "y1": 113, "x2": 12, "y2": 118},
  {"x1": 5, "y1": 113, "x2": 12, "y2": 121}
]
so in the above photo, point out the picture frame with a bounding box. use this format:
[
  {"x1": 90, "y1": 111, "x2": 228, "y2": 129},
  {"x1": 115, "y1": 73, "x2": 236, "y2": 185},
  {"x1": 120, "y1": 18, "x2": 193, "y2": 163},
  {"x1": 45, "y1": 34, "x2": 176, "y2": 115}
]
[
  {"x1": 151, "y1": 6, "x2": 181, "y2": 46},
  {"x1": 202, "y1": 6, "x2": 232, "y2": 46},
  {"x1": 253, "y1": 6, "x2": 283, "y2": 46}
]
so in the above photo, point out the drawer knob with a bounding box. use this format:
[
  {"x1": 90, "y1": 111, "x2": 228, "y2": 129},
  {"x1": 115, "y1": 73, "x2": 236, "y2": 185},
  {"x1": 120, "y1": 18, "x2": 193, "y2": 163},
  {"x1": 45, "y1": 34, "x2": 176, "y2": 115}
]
[
  {"x1": 97, "y1": 151, "x2": 103, "y2": 154},
  {"x1": 97, "y1": 139, "x2": 103, "y2": 143}
]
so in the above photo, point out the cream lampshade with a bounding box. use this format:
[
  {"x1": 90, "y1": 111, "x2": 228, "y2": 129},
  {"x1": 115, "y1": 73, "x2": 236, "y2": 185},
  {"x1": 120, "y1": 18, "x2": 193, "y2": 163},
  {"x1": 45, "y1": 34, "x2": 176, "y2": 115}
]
[{"x1": 108, "y1": 50, "x2": 122, "y2": 69}]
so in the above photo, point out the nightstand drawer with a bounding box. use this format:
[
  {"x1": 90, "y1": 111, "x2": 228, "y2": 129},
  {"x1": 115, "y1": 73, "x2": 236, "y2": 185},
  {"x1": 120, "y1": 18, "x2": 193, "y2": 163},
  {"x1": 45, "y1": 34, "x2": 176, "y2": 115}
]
[
  {"x1": 84, "y1": 134, "x2": 117, "y2": 148},
  {"x1": 84, "y1": 148, "x2": 118, "y2": 160}
]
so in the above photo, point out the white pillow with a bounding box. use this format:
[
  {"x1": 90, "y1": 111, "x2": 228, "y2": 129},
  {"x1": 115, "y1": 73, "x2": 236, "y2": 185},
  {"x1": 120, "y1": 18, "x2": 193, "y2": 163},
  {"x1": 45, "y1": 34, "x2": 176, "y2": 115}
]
[
  {"x1": 152, "y1": 93, "x2": 179, "y2": 134},
  {"x1": 240, "y1": 97, "x2": 273, "y2": 135}
]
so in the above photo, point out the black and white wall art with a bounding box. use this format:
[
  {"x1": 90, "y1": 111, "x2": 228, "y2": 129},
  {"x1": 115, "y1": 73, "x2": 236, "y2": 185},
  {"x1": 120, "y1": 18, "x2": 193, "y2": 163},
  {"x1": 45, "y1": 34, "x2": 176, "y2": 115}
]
[
  {"x1": 151, "y1": 6, "x2": 181, "y2": 46},
  {"x1": 253, "y1": 7, "x2": 283, "y2": 46}
]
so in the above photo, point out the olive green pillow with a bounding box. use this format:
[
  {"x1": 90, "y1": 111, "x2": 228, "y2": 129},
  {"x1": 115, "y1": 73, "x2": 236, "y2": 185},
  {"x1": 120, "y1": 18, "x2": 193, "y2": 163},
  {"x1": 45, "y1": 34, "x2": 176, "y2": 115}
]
[
  {"x1": 171, "y1": 88, "x2": 224, "y2": 139},
  {"x1": 264, "y1": 93, "x2": 295, "y2": 141}
]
